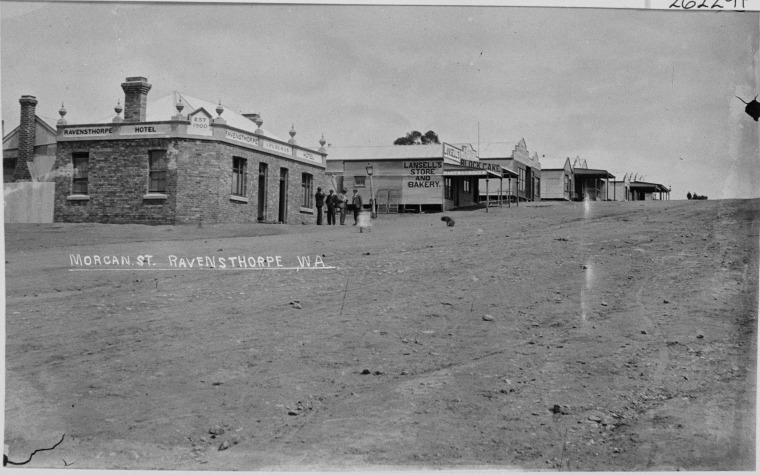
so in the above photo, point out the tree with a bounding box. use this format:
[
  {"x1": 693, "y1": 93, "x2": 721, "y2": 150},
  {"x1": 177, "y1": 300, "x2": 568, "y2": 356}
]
[
  {"x1": 687, "y1": 191, "x2": 692, "y2": 200},
  {"x1": 394, "y1": 130, "x2": 440, "y2": 145}
]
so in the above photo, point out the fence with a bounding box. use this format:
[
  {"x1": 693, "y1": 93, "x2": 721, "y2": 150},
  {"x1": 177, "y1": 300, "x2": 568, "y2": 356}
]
[{"x1": 4, "y1": 182, "x2": 55, "y2": 223}]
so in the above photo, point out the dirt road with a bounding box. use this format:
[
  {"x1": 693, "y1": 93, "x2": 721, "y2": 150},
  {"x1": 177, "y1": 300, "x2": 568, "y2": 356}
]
[{"x1": 4, "y1": 199, "x2": 757, "y2": 470}]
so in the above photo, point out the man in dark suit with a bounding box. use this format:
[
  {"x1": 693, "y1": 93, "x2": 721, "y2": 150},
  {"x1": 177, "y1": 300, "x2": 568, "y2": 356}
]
[
  {"x1": 315, "y1": 187, "x2": 325, "y2": 225},
  {"x1": 326, "y1": 190, "x2": 337, "y2": 225},
  {"x1": 351, "y1": 189, "x2": 363, "y2": 225}
]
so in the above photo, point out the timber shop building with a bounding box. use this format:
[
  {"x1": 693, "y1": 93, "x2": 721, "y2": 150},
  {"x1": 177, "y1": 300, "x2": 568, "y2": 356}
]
[
  {"x1": 54, "y1": 76, "x2": 328, "y2": 225},
  {"x1": 325, "y1": 142, "x2": 505, "y2": 213}
]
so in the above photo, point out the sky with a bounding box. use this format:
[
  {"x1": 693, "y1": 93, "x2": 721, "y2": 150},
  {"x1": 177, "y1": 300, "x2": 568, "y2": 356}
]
[{"x1": 1, "y1": 2, "x2": 758, "y2": 199}]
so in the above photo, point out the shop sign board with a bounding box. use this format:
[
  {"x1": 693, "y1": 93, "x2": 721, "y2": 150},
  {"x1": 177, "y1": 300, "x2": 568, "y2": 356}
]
[
  {"x1": 460, "y1": 158, "x2": 502, "y2": 174},
  {"x1": 443, "y1": 143, "x2": 462, "y2": 164}
]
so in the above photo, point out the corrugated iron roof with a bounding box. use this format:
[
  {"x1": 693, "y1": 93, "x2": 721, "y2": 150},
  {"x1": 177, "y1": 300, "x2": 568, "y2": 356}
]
[
  {"x1": 541, "y1": 157, "x2": 571, "y2": 170},
  {"x1": 574, "y1": 168, "x2": 615, "y2": 179},
  {"x1": 94, "y1": 92, "x2": 284, "y2": 141},
  {"x1": 476, "y1": 142, "x2": 514, "y2": 159},
  {"x1": 325, "y1": 144, "x2": 444, "y2": 162}
]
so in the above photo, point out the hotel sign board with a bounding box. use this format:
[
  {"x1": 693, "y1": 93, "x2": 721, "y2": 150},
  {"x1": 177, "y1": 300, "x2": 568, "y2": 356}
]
[
  {"x1": 62, "y1": 127, "x2": 113, "y2": 137},
  {"x1": 262, "y1": 139, "x2": 292, "y2": 156},
  {"x1": 295, "y1": 149, "x2": 322, "y2": 164},
  {"x1": 225, "y1": 130, "x2": 259, "y2": 146},
  {"x1": 121, "y1": 124, "x2": 170, "y2": 135}
]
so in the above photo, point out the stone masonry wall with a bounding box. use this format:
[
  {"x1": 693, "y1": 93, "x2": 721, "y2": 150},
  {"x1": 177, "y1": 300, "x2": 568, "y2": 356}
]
[
  {"x1": 54, "y1": 138, "x2": 178, "y2": 224},
  {"x1": 54, "y1": 137, "x2": 329, "y2": 225},
  {"x1": 173, "y1": 140, "x2": 328, "y2": 225}
]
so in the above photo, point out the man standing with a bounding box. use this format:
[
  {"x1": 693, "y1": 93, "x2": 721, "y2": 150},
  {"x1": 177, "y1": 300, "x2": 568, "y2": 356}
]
[
  {"x1": 315, "y1": 187, "x2": 325, "y2": 225},
  {"x1": 351, "y1": 189, "x2": 363, "y2": 225},
  {"x1": 326, "y1": 189, "x2": 337, "y2": 225},
  {"x1": 337, "y1": 189, "x2": 348, "y2": 225}
]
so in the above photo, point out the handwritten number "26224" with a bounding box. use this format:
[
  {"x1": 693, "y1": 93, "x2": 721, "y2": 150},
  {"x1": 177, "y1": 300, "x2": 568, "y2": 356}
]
[{"x1": 669, "y1": 0, "x2": 745, "y2": 9}]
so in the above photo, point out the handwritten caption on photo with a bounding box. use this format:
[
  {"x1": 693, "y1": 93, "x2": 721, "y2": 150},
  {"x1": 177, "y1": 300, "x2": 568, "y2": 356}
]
[{"x1": 68, "y1": 254, "x2": 334, "y2": 271}]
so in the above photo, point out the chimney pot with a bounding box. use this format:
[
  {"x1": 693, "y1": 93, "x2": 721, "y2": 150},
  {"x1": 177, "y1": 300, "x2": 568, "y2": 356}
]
[{"x1": 121, "y1": 76, "x2": 152, "y2": 122}]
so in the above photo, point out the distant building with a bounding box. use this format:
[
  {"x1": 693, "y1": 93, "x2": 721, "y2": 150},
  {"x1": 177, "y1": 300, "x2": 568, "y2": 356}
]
[
  {"x1": 540, "y1": 157, "x2": 573, "y2": 201},
  {"x1": 602, "y1": 173, "x2": 631, "y2": 201},
  {"x1": 53, "y1": 76, "x2": 328, "y2": 224},
  {"x1": 628, "y1": 180, "x2": 671, "y2": 200},
  {"x1": 571, "y1": 156, "x2": 614, "y2": 201},
  {"x1": 477, "y1": 139, "x2": 541, "y2": 202},
  {"x1": 326, "y1": 142, "x2": 504, "y2": 212}
]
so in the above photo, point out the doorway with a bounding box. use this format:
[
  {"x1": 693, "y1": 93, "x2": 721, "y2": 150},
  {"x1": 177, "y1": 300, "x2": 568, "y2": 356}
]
[
  {"x1": 258, "y1": 163, "x2": 268, "y2": 222},
  {"x1": 278, "y1": 168, "x2": 288, "y2": 224}
]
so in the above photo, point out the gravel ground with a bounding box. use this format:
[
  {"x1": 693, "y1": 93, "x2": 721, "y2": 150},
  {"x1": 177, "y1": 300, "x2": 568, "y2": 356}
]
[{"x1": 4, "y1": 198, "x2": 757, "y2": 470}]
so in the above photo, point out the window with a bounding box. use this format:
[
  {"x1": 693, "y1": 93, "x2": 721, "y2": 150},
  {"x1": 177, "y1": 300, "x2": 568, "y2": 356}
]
[
  {"x1": 354, "y1": 176, "x2": 366, "y2": 187},
  {"x1": 148, "y1": 150, "x2": 167, "y2": 193},
  {"x1": 444, "y1": 178, "x2": 453, "y2": 199},
  {"x1": 302, "y1": 173, "x2": 313, "y2": 208},
  {"x1": 518, "y1": 167, "x2": 526, "y2": 192},
  {"x1": 3, "y1": 157, "x2": 17, "y2": 178},
  {"x1": 232, "y1": 157, "x2": 247, "y2": 196},
  {"x1": 72, "y1": 152, "x2": 89, "y2": 195},
  {"x1": 463, "y1": 178, "x2": 470, "y2": 193}
]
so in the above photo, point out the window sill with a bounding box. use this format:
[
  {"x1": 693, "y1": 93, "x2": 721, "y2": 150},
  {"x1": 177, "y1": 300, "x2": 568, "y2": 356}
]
[
  {"x1": 143, "y1": 193, "x2": 168, "y2": 200},
  {"x1": 66, "y1": 195, "x2": 90, "y2": 201},
  {"x1": 230, "y1": 195, "x2": 249, "y2": 203},
  {"x1": 300, "y1": 207, "x2": 314, "y2": 214}
]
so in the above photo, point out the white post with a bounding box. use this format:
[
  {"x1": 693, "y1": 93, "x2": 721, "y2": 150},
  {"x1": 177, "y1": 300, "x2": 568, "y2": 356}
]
[
  {"x1": 369, "y1": 174, "x2": 376, "y2": 218},
  {"x1": 485, "y1": 178, "x2": 489, "y2": 213}
]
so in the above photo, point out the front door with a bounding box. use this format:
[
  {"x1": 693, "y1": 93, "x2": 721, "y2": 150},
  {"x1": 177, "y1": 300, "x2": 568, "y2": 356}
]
[
  {"x1": 258, "y1": 163, "x2": 268, "y2": 221},
  {"x1": 278, "y1": 168, "x2": 288, "y2": 224}
]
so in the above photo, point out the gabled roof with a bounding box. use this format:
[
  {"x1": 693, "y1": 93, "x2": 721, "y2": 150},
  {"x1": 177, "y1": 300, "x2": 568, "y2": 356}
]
[
  {"x1": 572, "y1": 156, "x2": 587, "y2": 169},
  {"x1": 3, "y1": 115, "x2": 59, "y2": 149},
  {"x1": 325, "y1": 144, "x2": 444, "y2": 161}
]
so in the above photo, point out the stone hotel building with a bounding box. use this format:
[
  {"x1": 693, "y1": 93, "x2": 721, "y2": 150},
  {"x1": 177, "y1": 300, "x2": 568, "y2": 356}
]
[{"x1": 53, "y1": 76, "x2": 329, "y2": 225}]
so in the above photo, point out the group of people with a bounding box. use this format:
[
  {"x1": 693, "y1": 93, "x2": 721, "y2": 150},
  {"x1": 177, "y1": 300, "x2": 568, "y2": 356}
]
[{"x1": 314, "y1": 187, "x2": 365, "y2": 226}]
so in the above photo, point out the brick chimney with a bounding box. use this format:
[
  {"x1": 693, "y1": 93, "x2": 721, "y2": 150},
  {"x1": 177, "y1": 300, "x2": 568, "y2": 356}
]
[
  {"x1": 14, "y1": 95, "x2": 37, "y2": 180},
  {"x1": 121, "y1": 76, "x2": 152, "y2": 122}
]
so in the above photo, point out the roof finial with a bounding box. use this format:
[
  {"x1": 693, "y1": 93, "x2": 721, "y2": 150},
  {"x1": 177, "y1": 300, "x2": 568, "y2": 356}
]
[
  {"x1": 288, "y1": 123, "x2": 297, "y2": 145},
  {"x1": 216, "y1": 100, "x2": 224, "y2": 118},
  {"x1": 57, "y1": 102, "x2": 68, "y2": 126},
  {"x1": 254, "y1": 113, "x2": 264, "y2": 135}
]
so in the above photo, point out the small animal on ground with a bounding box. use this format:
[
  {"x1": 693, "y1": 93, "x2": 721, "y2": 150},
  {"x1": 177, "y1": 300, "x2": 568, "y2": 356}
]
[
  {"x1": 735, "y1": 95, "x2": 759, "y2": 121},
  {"x1": 441, "y1": 216, "x2": 455, "y2": 227}
]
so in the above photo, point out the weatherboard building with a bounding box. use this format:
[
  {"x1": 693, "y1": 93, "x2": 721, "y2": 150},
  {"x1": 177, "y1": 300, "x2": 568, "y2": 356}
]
[
  {"x1": 325, "y1": 142, "x2": 504, "y2": 213},
  {"x1": 53, "y1": 76, "x2": 329, "y2": 225}
]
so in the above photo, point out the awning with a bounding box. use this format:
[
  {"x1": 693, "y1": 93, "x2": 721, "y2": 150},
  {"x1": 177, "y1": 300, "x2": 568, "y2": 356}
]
[
  {"x1": 443, "y1": 163, "x2": 505, "y2": 178},
  {"x1": 574, "y1": 168, "x2": 615, "y2": 179},
  {"x1": 443, "y1": 169, "x2": 502, "y2": 178}
]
